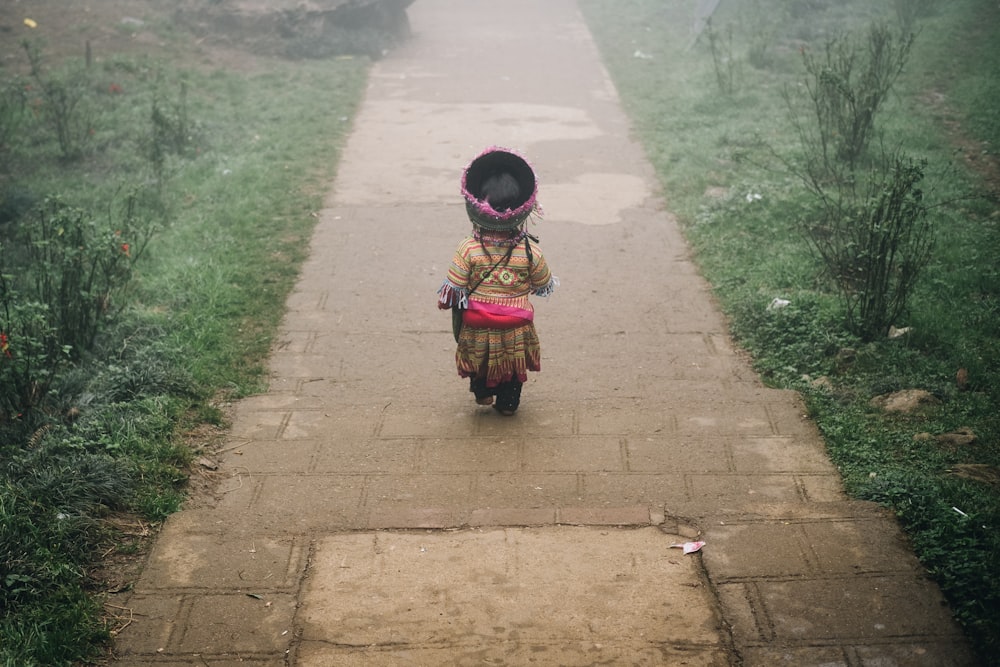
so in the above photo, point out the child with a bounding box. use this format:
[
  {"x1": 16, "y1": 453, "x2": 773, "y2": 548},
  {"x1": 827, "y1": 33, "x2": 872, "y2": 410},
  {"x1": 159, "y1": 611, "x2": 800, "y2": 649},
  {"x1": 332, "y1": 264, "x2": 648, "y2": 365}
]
[{"x1": 437, "y1": 147, "x2": 558, "y2": 415}]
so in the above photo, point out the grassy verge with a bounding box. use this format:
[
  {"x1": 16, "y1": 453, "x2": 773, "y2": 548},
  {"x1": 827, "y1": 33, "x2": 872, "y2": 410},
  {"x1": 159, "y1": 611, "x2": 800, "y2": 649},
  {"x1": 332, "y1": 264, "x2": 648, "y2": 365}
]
[
  {"x1": 0, "y1": 37, "x2": 368, "y2": 665},
  {"x1": 579, "y1": 0, "x2": 999, "y2": 660}
]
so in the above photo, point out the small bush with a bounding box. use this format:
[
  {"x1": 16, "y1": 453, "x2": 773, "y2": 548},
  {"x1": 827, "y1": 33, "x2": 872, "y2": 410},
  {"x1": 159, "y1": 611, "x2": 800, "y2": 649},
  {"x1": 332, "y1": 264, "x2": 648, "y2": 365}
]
[
  {"x1": 14, "y1": 193, "x2": 153, "y2": 354},
  {"x1": 22, "y1": 40, "x2": 96, "y2": 162},
  {"x1": 0, "y1": 292, "x2": 69, "y2": 429},
  {"x1": 1, "y1": 189, "x2": 158, "y2": 430},
  {"x1": 793, "y1": 22, "x2": 915, "y2": 173},
  {"x1": 801, "y1": 152, "x2": 935, "y2": 340},
  {"x1": 0, "y1": 75, "x2": 27, "y2": 164},
  {"x1": 705, "y1": 20, "x2": 740, "y2": 95},
  {"x1": 147, "y1": 78, "x2": 197, "y2": 186}
]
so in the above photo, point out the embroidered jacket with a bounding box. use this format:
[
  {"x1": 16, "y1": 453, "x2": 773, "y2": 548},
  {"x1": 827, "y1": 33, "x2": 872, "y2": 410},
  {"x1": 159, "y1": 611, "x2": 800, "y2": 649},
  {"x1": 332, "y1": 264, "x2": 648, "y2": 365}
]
[{"x1": 438, "y1": 233, "x2": 557, "y2": 317}]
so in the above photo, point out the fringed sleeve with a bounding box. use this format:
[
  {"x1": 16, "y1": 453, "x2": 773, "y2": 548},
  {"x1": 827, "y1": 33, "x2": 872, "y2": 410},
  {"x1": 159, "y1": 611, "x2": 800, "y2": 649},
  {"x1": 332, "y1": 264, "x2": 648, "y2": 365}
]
[
  {"x1": 532, "y1": 275, "x2": 559, "y2": 297},
  {"x1": 528, "y1": 246, "x2": 557, "y2": 297},
  {"x1": 438, "y1": 238, "x2": 474, "y2": 308},
  {"x1": 438, "y1": 281, "x2": 470, "y2": 308}
]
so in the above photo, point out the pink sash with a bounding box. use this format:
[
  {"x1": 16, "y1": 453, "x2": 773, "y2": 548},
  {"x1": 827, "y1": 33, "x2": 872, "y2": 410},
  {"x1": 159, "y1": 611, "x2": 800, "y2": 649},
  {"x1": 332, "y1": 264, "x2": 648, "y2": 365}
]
[{"x1": 462, "y1": 300, "x2": 533, "y2": 329}]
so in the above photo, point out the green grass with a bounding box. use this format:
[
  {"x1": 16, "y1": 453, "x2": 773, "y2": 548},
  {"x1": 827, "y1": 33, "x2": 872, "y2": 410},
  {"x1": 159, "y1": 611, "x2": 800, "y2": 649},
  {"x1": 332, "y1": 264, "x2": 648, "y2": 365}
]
[
  {"x1": 0, "y1": 40, "x2": 368, "y2": 663},
  {"x1": 579, "y1": 0, "x2": 999, "y2": 660}
]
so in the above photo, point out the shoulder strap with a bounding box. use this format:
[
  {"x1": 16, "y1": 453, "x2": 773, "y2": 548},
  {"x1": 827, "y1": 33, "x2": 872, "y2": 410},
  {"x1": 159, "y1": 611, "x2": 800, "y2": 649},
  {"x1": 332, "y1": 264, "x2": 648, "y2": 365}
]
[{"x1": 468, "y1": 242, "x2": 517, "y2": 297}]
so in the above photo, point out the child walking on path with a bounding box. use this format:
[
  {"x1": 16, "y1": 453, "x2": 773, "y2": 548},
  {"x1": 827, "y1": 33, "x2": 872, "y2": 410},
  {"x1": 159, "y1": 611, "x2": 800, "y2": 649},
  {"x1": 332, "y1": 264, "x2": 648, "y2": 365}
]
[{"x1": 437, "y1": 147, "x2": 558, "y2": 415}]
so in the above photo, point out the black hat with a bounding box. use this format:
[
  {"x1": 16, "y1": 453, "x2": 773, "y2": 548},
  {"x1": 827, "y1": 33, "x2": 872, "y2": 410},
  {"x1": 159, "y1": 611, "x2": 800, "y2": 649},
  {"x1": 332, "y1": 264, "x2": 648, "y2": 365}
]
[{"x1": 461, "y1": 146, "x2": 539, "y2": 231}]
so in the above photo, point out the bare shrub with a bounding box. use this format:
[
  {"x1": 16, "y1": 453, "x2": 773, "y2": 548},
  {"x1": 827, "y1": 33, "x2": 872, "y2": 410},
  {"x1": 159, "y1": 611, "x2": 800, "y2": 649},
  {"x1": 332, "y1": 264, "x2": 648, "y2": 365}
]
[
  {"x1": 147, "y1": 79, "x2": 196, "y2": 186},
  {"x1": 793, "y1": 23, "x2": 915, "y2": 174},
  {"x1": 801, "y1": 151, "x2": 934, "y2": 341},
  {"x1": 705, "y1": 19, "x2": 740, "y2": 95},
  {"x1": 22, "y1": 40, "x2": 95, "y2": 161}
]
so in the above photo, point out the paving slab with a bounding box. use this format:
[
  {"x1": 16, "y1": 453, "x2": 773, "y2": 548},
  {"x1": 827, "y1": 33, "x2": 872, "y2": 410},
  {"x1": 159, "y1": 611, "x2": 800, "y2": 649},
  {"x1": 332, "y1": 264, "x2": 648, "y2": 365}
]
[
  {"x1": 298, "y1": 528, "x2": 720, "y2": 648},
  {"x1": 112, "y1": 0, "x2": 979, "y2": 664}
]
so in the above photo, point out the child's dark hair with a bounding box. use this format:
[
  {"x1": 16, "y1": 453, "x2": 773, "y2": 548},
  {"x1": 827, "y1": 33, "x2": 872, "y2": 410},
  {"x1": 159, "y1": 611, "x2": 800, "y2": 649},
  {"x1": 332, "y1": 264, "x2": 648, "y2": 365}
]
[{"x1": 480, "y1": 171, "x2": 521, "y2": 212}]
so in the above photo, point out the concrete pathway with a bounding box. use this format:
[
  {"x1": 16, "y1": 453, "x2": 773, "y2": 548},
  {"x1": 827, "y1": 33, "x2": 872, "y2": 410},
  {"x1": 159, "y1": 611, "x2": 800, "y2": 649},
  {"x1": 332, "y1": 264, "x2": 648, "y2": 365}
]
[{"x1": 114, "y1": 1, "x2": 979, "y2": 665}]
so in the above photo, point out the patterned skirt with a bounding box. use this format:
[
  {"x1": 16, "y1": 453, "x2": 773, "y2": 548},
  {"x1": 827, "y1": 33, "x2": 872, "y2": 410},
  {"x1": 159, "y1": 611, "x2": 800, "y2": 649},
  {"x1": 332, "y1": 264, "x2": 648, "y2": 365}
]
[{"x1": 455, "y1": 323, "x2": 541, "y2": 387}]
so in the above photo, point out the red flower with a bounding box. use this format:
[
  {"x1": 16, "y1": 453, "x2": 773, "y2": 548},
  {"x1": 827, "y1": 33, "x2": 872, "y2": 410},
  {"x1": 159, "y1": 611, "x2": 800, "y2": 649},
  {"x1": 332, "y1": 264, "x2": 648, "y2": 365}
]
[
  {"x1": 108, "y1": 83, "x2": 123, "y2": 94},
  {"x1": 121, "y1": 243, "x2": 131, "y2": 257},
  {"x1": 1, "y1": 332, "x2": 11, "y2": 358}
]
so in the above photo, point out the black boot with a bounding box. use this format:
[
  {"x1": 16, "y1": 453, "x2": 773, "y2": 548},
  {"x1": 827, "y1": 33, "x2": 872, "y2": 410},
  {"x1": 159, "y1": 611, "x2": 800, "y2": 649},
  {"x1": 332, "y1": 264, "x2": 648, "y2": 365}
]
[{"x1": 493, "y1": 379, "x2": 523, "y2": 415}]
